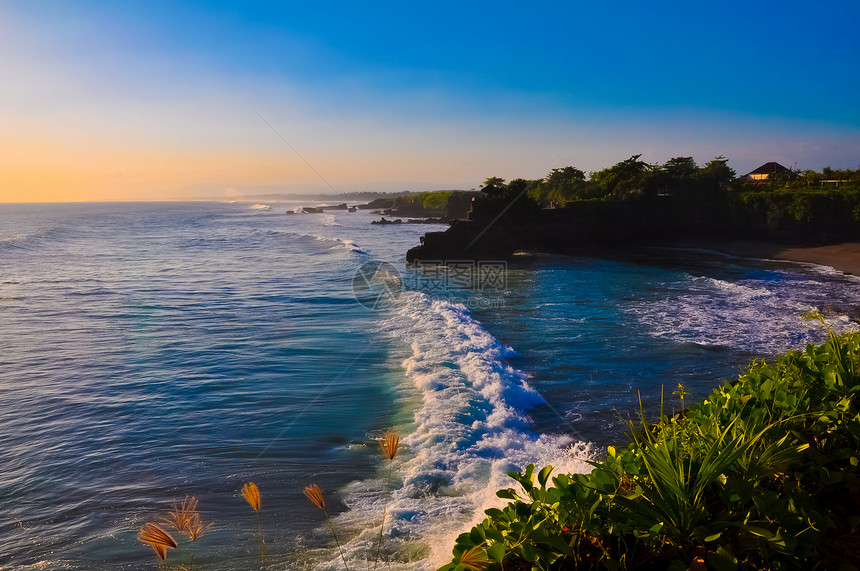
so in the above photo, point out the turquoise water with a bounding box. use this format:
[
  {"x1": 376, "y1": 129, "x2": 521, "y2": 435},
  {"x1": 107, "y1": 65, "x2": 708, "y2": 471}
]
[{"x1": 1, "y1": 202, "x2": 858, "y2": 569}]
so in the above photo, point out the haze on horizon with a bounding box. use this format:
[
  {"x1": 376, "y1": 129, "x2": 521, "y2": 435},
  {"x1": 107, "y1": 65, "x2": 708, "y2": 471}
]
[{"x1": 1, "y1": 0, "x2": 858, "y2": 203}]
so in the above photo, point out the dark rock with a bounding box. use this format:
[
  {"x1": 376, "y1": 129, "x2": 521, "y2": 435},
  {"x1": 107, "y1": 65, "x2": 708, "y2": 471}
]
[{"x1": 406, "y1": 220, "x2": 515, "y2": 262}]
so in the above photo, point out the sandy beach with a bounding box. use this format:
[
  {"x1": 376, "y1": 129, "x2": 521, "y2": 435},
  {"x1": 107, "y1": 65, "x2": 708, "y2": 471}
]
[{"x1": 675, "y1": 240, "x2": 860, "y2": 277}]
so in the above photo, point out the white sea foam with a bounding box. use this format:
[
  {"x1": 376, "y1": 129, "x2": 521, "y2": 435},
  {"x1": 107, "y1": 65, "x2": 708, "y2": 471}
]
[
  {"x1": 339, "y1": 239, "x2": 367, "y2": 255},
  {"x1": 325, "y1": 292, "x2": 594, "y2": 569},
  {"x1": 308, "y1": 234, "x2": 368, "y2": 255},
  {"x1": 250, "y1": 203, "x2": 271, "y2": 210},
  {"x1": 320, "y1": 213, "x2": 340, "y2": 227},
  {"x1": 627, "y1": 270, "x2": 860, "y2": 353}
]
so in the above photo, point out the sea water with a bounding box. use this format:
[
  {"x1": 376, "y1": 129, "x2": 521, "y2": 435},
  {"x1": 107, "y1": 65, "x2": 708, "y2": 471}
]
[{"x1": 1, "y1": 202, "x2": 858, "y2": 569}]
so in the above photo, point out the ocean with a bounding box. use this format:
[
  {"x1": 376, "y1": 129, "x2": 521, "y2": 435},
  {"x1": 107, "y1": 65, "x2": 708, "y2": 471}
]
[{"x1": 1, "y1": 202, "x2": 858, "y2": 570}]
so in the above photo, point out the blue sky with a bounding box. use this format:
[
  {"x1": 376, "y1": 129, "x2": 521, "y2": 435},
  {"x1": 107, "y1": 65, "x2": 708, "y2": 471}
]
[{"x1": 1, "y1": 0, "x2": 859, "y2": 200}]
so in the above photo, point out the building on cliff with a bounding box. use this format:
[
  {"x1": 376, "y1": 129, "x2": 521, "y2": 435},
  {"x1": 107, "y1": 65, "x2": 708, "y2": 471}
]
[{"x1": 744, "y1": 162, "x2": 796, "y2": 182}]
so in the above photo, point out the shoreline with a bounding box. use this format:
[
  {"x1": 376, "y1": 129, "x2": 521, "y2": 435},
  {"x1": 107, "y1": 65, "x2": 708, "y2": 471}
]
[{"x1": 655, "y1": 240, "x2": 860, "y2": 277}]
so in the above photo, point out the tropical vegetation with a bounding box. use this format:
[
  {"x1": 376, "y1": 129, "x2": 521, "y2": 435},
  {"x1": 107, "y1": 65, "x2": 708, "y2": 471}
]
[
  {"x1": 440, "y1": 323, "x2": 860, "y2": 570},
  {"x1": 469, "y1": 159, "x2": 860, "y2": 243}
]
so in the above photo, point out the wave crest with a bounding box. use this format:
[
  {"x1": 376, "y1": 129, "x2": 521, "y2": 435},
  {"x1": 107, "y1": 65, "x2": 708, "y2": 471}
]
[{"x1": 330, "y1": 292, "x2": 593, "y2": 568}]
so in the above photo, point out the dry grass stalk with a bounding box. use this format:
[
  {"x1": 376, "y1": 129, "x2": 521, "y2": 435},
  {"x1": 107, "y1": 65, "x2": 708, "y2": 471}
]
[
  {"x1": 186, "y1": 512, "x2": 209, "y2": 541},
  {"x1": 459, "y1": 545, "x2": 488, "y2": 571},
  {"x1": 241, "y1": 482, "x2": 261, "y2": 511},
  {"x1": 303, "y1": 483, "x2": 325, "y2": 510},
  {"x1": 380, "y1": 430, "x2": 400, "y2": 460},
  {"x1": 241, "y1": 482, "x2": 266, "y2": 568},
  {"x1": 138, "y1": 522, "x2": 178, "y2": 561},
  {"x1": 304, "y1": 483, "x2": 350, "y2": 571},
  {"x1": 162, "y1": 496, "x2": 198, "y2": 531},
  {"x1": 374, "y1": 430, "x2": 400, "y2": 570}
]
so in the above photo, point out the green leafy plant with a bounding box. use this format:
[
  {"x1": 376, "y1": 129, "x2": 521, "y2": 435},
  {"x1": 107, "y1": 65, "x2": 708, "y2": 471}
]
[{"x1": 439, "y1": 329, "x2": 860, "y2": 570}]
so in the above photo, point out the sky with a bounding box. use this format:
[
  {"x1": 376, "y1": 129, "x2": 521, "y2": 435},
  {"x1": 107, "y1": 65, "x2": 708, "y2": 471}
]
[{"x1": 1, "y1": 0, "x2": 859, "y2": 202}]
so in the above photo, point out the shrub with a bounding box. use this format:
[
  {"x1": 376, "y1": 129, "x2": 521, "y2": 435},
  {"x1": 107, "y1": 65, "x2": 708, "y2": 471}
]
[{"x1": 440, "y1": 328, "x2": 860, "y2": 570}]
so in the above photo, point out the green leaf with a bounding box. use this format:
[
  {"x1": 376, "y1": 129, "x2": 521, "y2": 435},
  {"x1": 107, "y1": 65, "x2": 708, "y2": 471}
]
[
  {"x1": 521, "y1": 543, "x2": 536, "y2": 562},
  {"x1": 484, "y1": 527, "x2": 504, "y2": 542},
  {"x1": 538, "y1": 465, "x2": 554, "y2": 488},
  {"x1": 524, "y1": 464, "x2": 535, "y2": 482},
  {"x1": 741, "y1": 525, "x2": 774, "y2": 540},
  {"x1": 496, "y1": 488, "x2": 517, "y2": 500},
  {"x1": 515, "y1": 502, "x2": 531, "y2": 521},
  {"x1": 487, "y1": 542, "x2": 506, "y2": 563},
  {"x1": 707, "y1": 545, "x2": 738, "y2": 571},
  {"x1": 541, "y1": 534, "x2": 572, "y2": 555}
]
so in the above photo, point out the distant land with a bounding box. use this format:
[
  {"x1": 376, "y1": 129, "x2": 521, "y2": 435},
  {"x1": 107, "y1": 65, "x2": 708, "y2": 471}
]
[
  {"x1": 171, "y1": 188, "x2": 473, "y2": 202},
  {"x1": 168, "y1": 181, "x2": 473, "y2": 202},
  {"x1": 231, "y1": 190, "x2": 468, "y2": 202}
]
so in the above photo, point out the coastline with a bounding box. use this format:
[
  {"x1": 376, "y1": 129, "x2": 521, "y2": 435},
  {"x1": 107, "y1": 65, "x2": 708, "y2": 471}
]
[{"x1": 656, "y1": 240, "x2": 860, "y2": 276}]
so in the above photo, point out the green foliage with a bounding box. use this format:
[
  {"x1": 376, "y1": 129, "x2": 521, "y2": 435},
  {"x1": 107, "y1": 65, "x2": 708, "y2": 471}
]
[
  {"x1": 422, "y1": 192, "x2": 450, "y2": 212},
  {"x1": 372, "y1": 190, "x2": 478, "y2": 218},
  {"x1": 472, "y1": 178, "x2": 542, "y2": 220},
  {"x1": 590, "y1": 155, "x2": 650, "y2": 199},
  {"x1": 733, "y1": 187, "x2": 860, "y2": 234},
  {"x1": 469, "y1": 159, "x2": 859, "y2": 242},
  {"x1": 440, "y1": 329, "x2": 860, "y2": 570},
  {"x1": 484, "y1": 176, "x2": 506, "y2": 188}
]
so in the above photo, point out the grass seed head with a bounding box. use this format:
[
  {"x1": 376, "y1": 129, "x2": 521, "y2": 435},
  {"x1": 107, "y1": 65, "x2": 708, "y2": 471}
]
[
  {"x1": 186, "y1": 512, "x2": 210, "y2": 541},
  {"x1": 459, "y1": 545, "x2": 488, "y2": 570},
  {"x1": 303, "y1": 483, "x2": 325, "y2": 510},
  {"x1": 163, "y1": 495, "x2": 198, "y2": 531},
  {"x1": 138, "y1": 522, "x2": 178, "y2": 560},
  {"x1": 242, "y1": 482, "x2": 261, "y2": 511},
  {"x1": 380, "y1": 430, "x2": 400, "y2": 461}
]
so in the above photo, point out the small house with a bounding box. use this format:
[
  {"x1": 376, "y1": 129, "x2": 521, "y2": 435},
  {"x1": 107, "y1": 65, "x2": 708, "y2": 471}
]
[{"x1": 744, "y1": 162, "x2": 794, "y2": 182}]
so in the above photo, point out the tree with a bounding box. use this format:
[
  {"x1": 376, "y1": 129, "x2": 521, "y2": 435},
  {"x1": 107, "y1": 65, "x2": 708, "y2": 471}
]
[
  {"x1": 696, "y1": 156, "x2": 735, "y2": 192},
  {"x1": 590, "y1": 154, "x2": 649, "y2": 198},
  {"x1": 640, "y1": 157, "x2": 697, "y2": 197},
  {"x1": 663, "y1": 157, "x2": 697, "y2": 179},
  {"x1": 801, "y1": 169, "x2": 821, "y2": 187},
  {"x1": 542, "y1": 166, "x2": 587, "y2": 205}
]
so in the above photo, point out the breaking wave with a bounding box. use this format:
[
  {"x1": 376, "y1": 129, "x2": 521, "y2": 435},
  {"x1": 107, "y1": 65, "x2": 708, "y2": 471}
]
[{"x1": 323, "y1": 292, "x2": 593, "y2": 569}]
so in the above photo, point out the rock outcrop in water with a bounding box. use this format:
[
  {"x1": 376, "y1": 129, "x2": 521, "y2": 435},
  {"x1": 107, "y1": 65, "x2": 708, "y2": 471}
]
[{"x1": 406, "y1": 220, "x2": 516, "y2": 261}]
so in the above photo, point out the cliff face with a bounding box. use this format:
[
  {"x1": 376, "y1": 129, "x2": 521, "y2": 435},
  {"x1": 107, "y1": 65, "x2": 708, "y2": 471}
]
[
  {"x1": 407, "y1": 199, "x2": 725, "y2": 261},
  {"x1": 405, "y1": 220, "x2": 515, "y2": 262},
  {"x1": 405, "y1": 193, "x2": 860, "y2": 262}
]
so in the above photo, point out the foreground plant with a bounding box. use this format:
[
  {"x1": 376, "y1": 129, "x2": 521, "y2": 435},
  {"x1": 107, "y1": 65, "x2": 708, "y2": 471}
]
[
  {"x1": 162, "y1": 496, "x2": 198, "y2": 532},
  {"x1": 374, "y1": 430, "x2": 400, "y2": 570},
  {"x1": 138, "y1": 522, "x2": 178, "y2": 564},
  {"x1": 186, "y1": 512, "x2": 209, "y2": 542},
  {"x1": 440, "y1": 329, "x2": 860, "y2": 570},
  {"x1": 304, "y1": 483, "x2": 351, "y2": 571},
  {"x1": 242, "y1": 482, "x2": 266, "y2": 568},
  {"x1": 139, "y1": 495, "x2": 209, "y2": 569}
]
